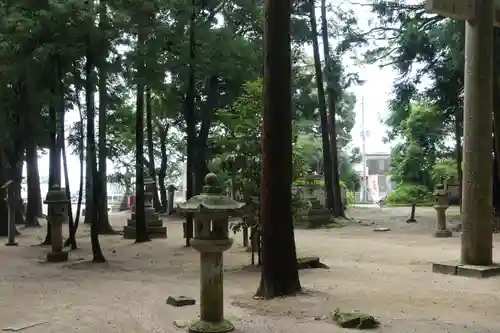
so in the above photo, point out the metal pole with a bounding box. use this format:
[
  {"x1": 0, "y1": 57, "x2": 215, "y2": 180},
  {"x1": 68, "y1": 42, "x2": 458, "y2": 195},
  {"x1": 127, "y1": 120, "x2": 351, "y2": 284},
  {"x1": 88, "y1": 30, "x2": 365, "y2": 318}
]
[{"x1": 361, "y1": 96, "x2": 369, "y2": 203}]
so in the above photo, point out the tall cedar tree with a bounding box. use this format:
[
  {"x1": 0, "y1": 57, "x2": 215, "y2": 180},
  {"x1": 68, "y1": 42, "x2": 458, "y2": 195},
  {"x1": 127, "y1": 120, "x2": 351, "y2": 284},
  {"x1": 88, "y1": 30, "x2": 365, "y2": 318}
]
[{"x1": 255, "y1": 0, "x2": 301, "y2": 298}]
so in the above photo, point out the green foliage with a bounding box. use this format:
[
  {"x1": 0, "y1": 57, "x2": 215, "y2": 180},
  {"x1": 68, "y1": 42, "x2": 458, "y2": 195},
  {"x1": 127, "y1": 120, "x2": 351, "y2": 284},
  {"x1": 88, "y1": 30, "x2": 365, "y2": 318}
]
[
  {"x1": 431, "y1": 158, "x2": 458, "y2": 185},
  {"x1": 390, "y1": 103, "x2": 442, "y2": 187},
  {"x1": 385, "y1": 184, "x2": 432, "y2": 204}
]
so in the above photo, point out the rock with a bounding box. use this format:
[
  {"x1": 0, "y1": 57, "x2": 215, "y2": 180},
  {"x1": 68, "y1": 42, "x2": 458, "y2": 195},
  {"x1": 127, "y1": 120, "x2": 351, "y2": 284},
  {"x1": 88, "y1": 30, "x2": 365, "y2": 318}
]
[
  {"x1": 173, "y1": 320, "x2": 192, "y2": 328},
  {"x1": 166, "y1": 296, "x2": 196, "y2": 307},
  {"x1": 297, "y1": 256, "x2": 329, "y2": 269},
  {"x1": 373, "y1": 227, "x2": 391, "y2": 232},
  {"x1": 332, "y1": 309, "x2": 380, "y2": 329}
]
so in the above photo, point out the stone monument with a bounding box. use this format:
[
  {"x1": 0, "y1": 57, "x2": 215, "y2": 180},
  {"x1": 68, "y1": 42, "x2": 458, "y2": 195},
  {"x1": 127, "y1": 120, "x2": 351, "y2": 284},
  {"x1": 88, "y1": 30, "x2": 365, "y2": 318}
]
[
  {"x1": 123, "y1": 177, "x2": 167, "y2": 239},
  {"x1": 167, "y1": 184, "x2": 176, "y2": 215},
  {"x1": 433, "y1": 184, "x2": 452, "y2": 238},
  {"x1": 177, "y1": 173, "x2": 245, "y2": 333},
  {"x1": 44, "y1": 185, "x2": 69, "y2": 262},
  {"x1": 296, "y1": 175, "x2": 331, "y2": 228}
]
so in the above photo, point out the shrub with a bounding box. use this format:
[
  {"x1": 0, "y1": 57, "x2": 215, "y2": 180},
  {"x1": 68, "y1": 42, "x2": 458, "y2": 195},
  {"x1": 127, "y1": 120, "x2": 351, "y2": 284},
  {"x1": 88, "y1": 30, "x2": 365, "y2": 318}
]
[{"x1": 385, "y1": 184, "x2": 432, "y2": 204}]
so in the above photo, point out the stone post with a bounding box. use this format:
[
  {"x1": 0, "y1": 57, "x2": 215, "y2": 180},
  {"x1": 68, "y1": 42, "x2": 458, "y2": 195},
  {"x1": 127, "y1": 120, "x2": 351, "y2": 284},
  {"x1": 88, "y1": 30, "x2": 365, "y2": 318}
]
[
  {"x1": 44, "y1": 185, "x2": 69, "y2": 262},
  {"x1": 178, "y1": 173, "x2": 245, "y2": 333},
  {"x1": 433, "y1": 184, "x2": 451, "y2": 238},
  {"x1": 461, "y1": 0, "x2": 494, "y2": 265},
  {"x1": 167, "y1": 185, "x2": 176, "y2": 215},
  {"x1": 4, "y1": 180, "x2": 17, "y2": 246}
]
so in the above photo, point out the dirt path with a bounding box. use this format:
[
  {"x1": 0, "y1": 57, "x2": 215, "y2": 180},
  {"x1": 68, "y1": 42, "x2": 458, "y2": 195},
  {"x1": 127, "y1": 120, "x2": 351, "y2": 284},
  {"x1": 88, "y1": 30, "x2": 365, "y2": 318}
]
[{"x1": 1, "y1": 207, "x2": 499, "y2": 333}]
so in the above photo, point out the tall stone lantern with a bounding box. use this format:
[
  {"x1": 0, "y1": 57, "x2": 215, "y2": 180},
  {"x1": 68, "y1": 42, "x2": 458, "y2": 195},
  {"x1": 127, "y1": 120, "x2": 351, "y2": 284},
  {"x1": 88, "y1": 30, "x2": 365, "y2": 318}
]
[
  {"x1": 433, "y1": 184, "x2": 452, "y2": 238},
  {"x1": 178, "y1": 173, "x2": 245, "y2": 333},
  {"x1": 44, "y1": 185, "x2": 69, "y2": 262}
]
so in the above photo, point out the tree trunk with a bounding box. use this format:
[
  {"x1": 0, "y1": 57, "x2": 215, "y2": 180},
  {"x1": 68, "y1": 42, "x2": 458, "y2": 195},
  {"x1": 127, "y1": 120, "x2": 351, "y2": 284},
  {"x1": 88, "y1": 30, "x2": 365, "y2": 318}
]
[
  {"x1": 62, "y1": 126, "x2": 77, "y2": 249},
  {"x1": 25, "y1": 138, "x2": 42, "y2": 226},
  {"x1": 308, "y1": 0, "x2": 334, "y2": 211},
  {"x1": 183, "y1": 2, "x2": 197, "y2": 246},
  {"x1": 86, "y1": 2, "x2": 106, "y2": 261},
  {"x1": 134, "y1": 17, "x2": 150, "y2": 243},
  {"x1": 0, "y1": 150, "x2": 7, "y2": 236},
  {"x1": 255, "y1": 0, "x2": 301, "y2": 298},
  {"x1": 65, "y1": 68, "x2": 85, "y2": 248},
  {"x1": 320, "y1": 0, "x2": 343, "y2": 217},
  {"x1": 97, "y1": 6, "x2": 115, "y2": 234},
  {"x1": 145, "y1": 87, "x2": 162, "y2": 211},
  {"x1": 158, "y1": 125, "x2": 168, "y2": 212}
]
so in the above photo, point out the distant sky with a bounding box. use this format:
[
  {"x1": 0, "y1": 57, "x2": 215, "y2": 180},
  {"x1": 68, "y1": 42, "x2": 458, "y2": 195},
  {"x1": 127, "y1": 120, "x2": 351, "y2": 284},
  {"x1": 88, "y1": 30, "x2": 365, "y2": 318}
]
[{"x1": 33, "y1": 0, "x2": 395, "y2": 192}]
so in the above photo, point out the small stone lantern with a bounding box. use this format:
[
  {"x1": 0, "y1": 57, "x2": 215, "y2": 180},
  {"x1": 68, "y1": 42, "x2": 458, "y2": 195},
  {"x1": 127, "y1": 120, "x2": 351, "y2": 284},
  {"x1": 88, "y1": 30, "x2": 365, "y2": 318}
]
[
  {"x1": 44, "y1": 185, "x2": 69, "y2": 262},
  {"x1": 177, "y1": 173, "x2": 245, "y2": 333},
  {"x1": 433, "y1": 184, "x2": 452, "y2": 238}
]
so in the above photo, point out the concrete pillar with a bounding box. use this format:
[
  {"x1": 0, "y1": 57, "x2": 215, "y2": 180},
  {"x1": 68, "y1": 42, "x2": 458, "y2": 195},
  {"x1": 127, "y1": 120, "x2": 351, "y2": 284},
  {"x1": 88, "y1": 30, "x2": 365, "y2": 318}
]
[{"x1": 461, "y1": 0, "x2": 494, "y2": 265}]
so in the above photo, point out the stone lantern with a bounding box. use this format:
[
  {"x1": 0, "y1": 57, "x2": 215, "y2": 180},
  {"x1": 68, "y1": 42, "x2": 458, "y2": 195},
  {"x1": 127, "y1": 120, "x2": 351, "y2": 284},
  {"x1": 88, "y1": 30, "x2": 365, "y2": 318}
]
[
  {"x1": 44, "y1": 185, "x2": 69, "y2": 262},
  {"x1": 123, "y1": 177, "x2": 166, "y2": 239},
  {"x1": 177, "y1": 173, "x2": 245, "y2": 333},
  {"x1": 167, "y1": 184, "x2": 177, "y2": 215},
  {"x1": 433, "y1": 184, "x2": 452, "y2": 238}
]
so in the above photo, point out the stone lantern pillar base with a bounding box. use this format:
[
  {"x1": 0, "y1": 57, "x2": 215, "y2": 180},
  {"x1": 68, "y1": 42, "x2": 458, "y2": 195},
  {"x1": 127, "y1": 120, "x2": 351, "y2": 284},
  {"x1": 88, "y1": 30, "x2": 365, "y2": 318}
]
[
  {"x1": 46, "y1": 251, "x2": 69, "y2": 263},
  {"x1": 434, "y1": 229, "x2": 452, "y2": 238},
  {"x1": 188, "y1": 319, "x2": 234, "y2": 333}
]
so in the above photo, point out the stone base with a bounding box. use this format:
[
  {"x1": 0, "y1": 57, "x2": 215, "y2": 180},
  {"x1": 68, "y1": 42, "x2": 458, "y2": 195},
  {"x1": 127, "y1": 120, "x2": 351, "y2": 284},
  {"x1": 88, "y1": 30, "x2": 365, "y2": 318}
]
[
  {"x1": 434, "y1": 229, "x2": 452, "y2": 238},
  {"x1": 46, "y1": 251, "x2": 69, "y2": 263},
  {"x1": 432, "y1": 261, "x2": 500, "y2": 278},
  {"x1": 123, "y1": 225, "x2": 167, "y2": 239},
  {"x1": 188, "y1": 319, "x2": 234, "y2": 333}
]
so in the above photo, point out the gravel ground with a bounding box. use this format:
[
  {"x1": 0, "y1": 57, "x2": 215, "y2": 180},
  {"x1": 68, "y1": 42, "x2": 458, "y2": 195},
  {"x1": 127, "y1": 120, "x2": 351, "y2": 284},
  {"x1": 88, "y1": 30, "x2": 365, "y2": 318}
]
[{"x1": 1, "y1": 206, "x2": 500, "y2": 333}]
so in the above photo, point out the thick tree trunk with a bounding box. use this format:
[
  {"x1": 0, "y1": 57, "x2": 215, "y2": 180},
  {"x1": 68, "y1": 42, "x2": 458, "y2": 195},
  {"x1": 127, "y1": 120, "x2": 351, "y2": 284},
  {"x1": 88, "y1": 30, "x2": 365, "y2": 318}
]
[
  {"x1": 308, "y1": 0, "x2": 334, "y2": 211},
  {"x1": 97, "y1": 15, "x2": 115, "y2": 235},
  {"x1": 145, "y1": 87, "x2": 162, "y2": 212},
  {"x1": 0, "y1": 151, "x2": 7, "y2": 236},
  {"x1": 255, "y1": 0, "x2": 301, "y2": 298},
  {"x1": 25, "y1": 138, "x2": 42, "y2": 227},
  {"x1": 158, "y1": 126, "x2": 168, "y2": 212},
  {"x1": 86, "y1": 2, "x2": 106, "y2": 261},
  {"x1": 320, "y1": 0, "x2": 343, "y2": 217}
]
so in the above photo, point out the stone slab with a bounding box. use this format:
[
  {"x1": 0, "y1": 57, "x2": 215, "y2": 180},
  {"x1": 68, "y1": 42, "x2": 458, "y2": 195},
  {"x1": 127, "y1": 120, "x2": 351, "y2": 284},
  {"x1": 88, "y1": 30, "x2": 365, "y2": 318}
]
[
  {"x1": 166, "y1": 296, "x2": 196, "y2": 307},
  {"x1": 123, "y1": 225, "x2": 167, "y2": 239},
  {"x1": 432, "y1": 261, "x2": 500, "y2": 278},
  {"x1": 46, "y1": 251, "x2": 69, "y2": 263}
]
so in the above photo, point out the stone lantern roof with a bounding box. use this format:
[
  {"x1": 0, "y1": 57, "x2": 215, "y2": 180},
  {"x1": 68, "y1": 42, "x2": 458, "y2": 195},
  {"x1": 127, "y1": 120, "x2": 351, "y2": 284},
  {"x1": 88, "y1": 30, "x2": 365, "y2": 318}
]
[
  {"x1": 44, "y1": 185, "x2": 69, "y2": 204},
  {"x1": 177, "y1": 173, "x2": 245, "y2": 214}
]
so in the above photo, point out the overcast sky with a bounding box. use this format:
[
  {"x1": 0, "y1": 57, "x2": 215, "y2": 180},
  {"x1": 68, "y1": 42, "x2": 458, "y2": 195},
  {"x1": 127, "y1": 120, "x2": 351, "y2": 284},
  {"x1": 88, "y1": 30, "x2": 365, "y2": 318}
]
[{"x1": 33, "y1": 0, "x2": 395, "y2": 191}]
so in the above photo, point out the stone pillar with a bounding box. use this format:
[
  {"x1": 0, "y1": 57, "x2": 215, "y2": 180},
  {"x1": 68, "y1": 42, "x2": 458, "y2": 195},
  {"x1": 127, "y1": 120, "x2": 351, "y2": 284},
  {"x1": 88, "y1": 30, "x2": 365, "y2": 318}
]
[
  {"x1": 461, "y1": 0, "x2": 494, "y2": 265},
  {"x1": 44, "y1": 185, "x2": 69, "y2": 262},
  {"x1": 433, "y1": 185, "x2": 451, "y2": 238},
  {"x1": 167, "y1": 185, "x2": 176, "y2": 215}
]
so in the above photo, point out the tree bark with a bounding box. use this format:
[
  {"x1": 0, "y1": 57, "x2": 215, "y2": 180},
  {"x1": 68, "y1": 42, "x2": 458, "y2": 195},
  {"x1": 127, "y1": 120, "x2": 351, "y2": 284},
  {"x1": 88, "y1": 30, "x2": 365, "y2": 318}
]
[
  {"x1": 255, "y1": 0, "x2": 301, "y2": 298},
  {"x1": 25, "y1": 138, "x2": 42, "y2": 226},
  {"x1": 158, "y1": 125, "x2": 168, "y2": 212},
  {"x1": 320, "y1": 0, "x2": 343, "y2": 217},
  {"x1": 308, "y1": 0, "x2": 334, "y2": 211},
  {"x1": 145, "y1": 87, "x2": 162, "y2": 211},
  {"x1": 97, "y1": 4, "x2": 115, "y2": 235},
  {"x1": 0, "y1": 150, "x2": 7, "y2": 236},
  {"x1": 134, "y1": 15, "x2": 150, "y2": 243}
]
